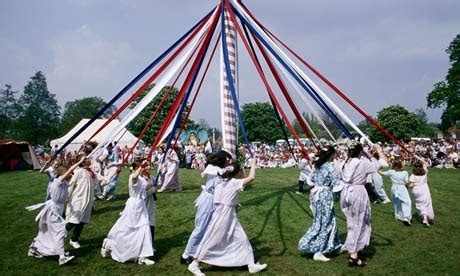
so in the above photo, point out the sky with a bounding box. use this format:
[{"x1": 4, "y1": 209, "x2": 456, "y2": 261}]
[{"x1": 1, "y1": 0, "x2": 459, "y2": 130}]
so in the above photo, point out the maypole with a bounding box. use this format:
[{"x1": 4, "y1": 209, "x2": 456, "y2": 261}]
[{"x1": 220, "y1": 3, "x2": 239, "y2": 157}]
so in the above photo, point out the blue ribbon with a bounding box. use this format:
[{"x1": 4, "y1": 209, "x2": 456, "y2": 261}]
[
  {"x1": 55, "y1": 8, "x2": 216, "y2": 156},
  {"x1": 230, "y1": 2, "x2": 353, "y2": 139},
  {"x1": 221, "y1": 3, "x2": 253, "y2": 157},
  {"x1": 153, "y1": 9, "x2": 219, "y2": 186}
]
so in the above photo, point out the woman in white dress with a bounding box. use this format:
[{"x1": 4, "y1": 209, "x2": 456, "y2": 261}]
[
  {"x1": 188, "y1": 159, "x2": 267, "y2": 275},
  {"x1": 100, "y1": 160, "x2": 155, "y2": 265},
  {"x1": 28, "y1": 158, "x2": 84, "y2": 265},
  {"x1": 408, "y1": 160, "x2": 434, "y2": 226},
  {"x1": 158, "y1": 148, "x2": 181, "y2": 192},
  {"x1": 340, "y1": 141, "x2": 386, "y2": 267}
]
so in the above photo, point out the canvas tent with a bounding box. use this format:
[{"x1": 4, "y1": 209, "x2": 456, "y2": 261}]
[
  {"x1": 51, "y1": 119, "x2": 142, "y2": 153},
  {"x1": 0, "y1": 140, "x2": 41, "y2": 171}
]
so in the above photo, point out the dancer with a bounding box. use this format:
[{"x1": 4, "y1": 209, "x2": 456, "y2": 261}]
[
  {"x1": 380, "y1": 160, "x2": 412, "y2": 226},
  {"x1": 340, "y1": 141, "x2": 386, "y2": 267},
  {"x1": 298, "y1": 146, "x2": 341, "y2": 261},
  {"x1": 408, "y1": 160, "x2": 434, "y2": 226},
  {"x1": 188, "y1": 159, "x2": 267, "y2": 275},
  {"x1": 101, "y1": 160, "x2": 155, "y2": 265},
  {"x1": 65, "y1": 155, "x2": 96, "y2": 249},
  {"x1": 27, "y1": 157, "x2": 84, "y2": 265},
  {"x1": 144, "y1": 166, "x2": 157, "y2": 249},
  {"x1": 181, "y1": 151, "x2": 232, "y2": 264},
  {"x1": 158, "y1": 147, "x2": 180, "y2": 192},
  {"x1": 39, "y1": 158, "x2": 61, "y2": 200},
  {"x1": 296, "y1": 153, "x2": 315, "y2": 195},
  {"x1": 370, "y1": 150, "x2": 391, "y2": 204},
  {"x1": 98, "y1": 143, "x2": 121, "y2": 201}
]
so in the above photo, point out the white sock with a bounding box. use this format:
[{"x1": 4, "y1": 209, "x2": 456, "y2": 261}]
[{"x1": 182, "y1": 253, "x2": 188, "y2": 259}]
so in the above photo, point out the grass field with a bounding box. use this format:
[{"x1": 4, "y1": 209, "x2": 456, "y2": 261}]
[{"x1": 0, "y1": 167, "x2": 459, "y2": 275}]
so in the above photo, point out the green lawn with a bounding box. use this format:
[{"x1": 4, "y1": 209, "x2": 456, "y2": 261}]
[{"x1": 0, "y1": 167, "x2": 459, "y2": 275}]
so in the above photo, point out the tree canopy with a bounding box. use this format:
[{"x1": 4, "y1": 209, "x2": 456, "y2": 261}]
[
  {"x1": 239, "y1": 102, "x2": 286, "y2": 143},
  {"x1": 427, "y1": 34, "x2": 460, "y2": 130},
  {"x1": 0, "y1": 84, "x2": 20, "y2": 139},
  {"x1": 15, "y1": 71, "x2": 61, "y2": 144},
  {"x1": 369, "y1": 104, "x2": 419, "y2": 142},
  {"x1": 127, "y1": 85, "x2": 195, "y2": 146},
  {"x1": 60, "y1": 97, "x2": 116, "y2": 135}
]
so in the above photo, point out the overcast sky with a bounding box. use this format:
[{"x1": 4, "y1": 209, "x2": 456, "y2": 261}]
[{"x1": 1, "y1": 0, "x2": 459, "y2": 129}]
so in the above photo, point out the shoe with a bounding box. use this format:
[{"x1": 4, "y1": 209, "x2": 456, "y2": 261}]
[
  {"x1": 180, "y1": 255, "x2": 194, "y2": 265},
  {"x1": 188, "y1": 261, "x2": 205, "y2": 276},
  {"x1": 28, "y1": 247, "x2": 43, "y2": 258},
  {"x1": 59, "y1": 255, "x2": 75, "y2": 266},
  {"x1": 423, "y1": 220, "x2": 431, "y2": 227},
  {"x1": 402, "y1": 219, "x2": 411, "y2": 226},
  {"x1": 348, "y1": 256, "x2": 366, "y2": 267},
  {"x1": 106, "y1": 194, "x2": 115, "y2": 201},
  {"x1": 381, "y1": 198, "x2": 391, "y2": 204},
  {"x1": 101, "y1": 238, "x2": 110, "y2": 258},
  {"x1": 96, "y1": 194, "x2": 106, "y2": 200},
  {"x1": 69, "y1": 240, "x2": 81, "y2": 249},
  {"x1": 138, "y1": 257, "x2": 155, "y2": 265},
  {"x1": 157, "y1": 189, "x2": 164, "y2": 193},
  {"x1": 339, "y1": 245, "x2": 347, "y2": 254},
  {"x1": 313, "y1": 252, "x2": 330, "y2": 262},
  {"x1": 295, "y1": 191, "x2": 302, "y2": 195},
  {"x1": 248, "y1": 262, "x2": 267, "y2": 273}
]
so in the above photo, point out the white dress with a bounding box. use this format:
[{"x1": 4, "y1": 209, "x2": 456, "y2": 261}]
[
  {"x1": 105, "y1": 175, "x2": 153, "y2": 263},
  {"x1": 29, "y1": 178, "x2": 68, "y2": 257},
  {"x1": 194, "y1": 179, "x2": 255, "y2": 267},
  {"x1": 66, "y1": 167, "x2": 96, "y2": 224},
  {"x1": 409, "y1": 172, "x2": 434, "y2": 221}
]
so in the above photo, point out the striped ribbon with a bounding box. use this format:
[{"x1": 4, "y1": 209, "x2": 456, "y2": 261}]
[{"x1": 220, "y1": 8, "x2": 238, "y2": 156}]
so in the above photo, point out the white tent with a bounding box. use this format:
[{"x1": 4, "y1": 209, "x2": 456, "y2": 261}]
[{"x1": 51, "y1": 119, "x2": 143, "y2": 153}]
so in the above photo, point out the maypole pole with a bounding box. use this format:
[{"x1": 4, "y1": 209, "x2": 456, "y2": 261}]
[{"x1": 220, "y1": 0, "x2": 239, "y2": 156}]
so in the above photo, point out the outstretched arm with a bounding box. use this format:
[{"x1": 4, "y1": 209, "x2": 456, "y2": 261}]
[
  {"x1": 242, "y1": 159, "x2": 257, "y2": 186},
  {"x1": 60, "y1": 157, "x2": 85, "y2": 181}
]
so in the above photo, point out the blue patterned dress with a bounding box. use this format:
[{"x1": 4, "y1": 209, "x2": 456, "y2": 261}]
[{"x1": 298, "y1": 162, "x2": 342, "y2": 254}]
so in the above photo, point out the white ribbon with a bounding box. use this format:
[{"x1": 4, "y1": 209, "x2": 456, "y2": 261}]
[{"x1": 234, "y1": 2, "x2": 372, "y2": 145}]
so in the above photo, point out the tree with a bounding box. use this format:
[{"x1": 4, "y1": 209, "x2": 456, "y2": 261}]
[
  {"x1": 239, "y1": 102, "x2": 287, "y2": 143},
  {"x1": 0, "y1": 84, "x2": 20, "y2": 139},
  {"x1": 414, "y1": 108, "x2": 438, "y2": 138},
  {"x1": 16, "y1": 71, "x2": 61, "y2": 144},
  {"x1": 60, "y1": 97, "x2": 116, "y2": 135},
  {"x1": 369, "y1": 105, "x2": 419, "y2": 142},
  {"x1": 292, "y1": 112, "x2": 321, "y2": 138},
  {"x1": 427, "y1": 34, "x2": 460, "y2": 130},
  {"x1": 127, "y1": 85, "x2": 193, "y2": 145}
]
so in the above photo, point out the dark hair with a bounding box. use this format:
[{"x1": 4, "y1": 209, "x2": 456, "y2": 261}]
[
  {"x1": 131, "y1": 160, "x2": 141, "y2": 171},
  {"x1": 207, "y1": 150, "x2": 232, "y2": 168},
  {"x1": 392, "y1": 159, "x2": 403, "y2": 171},
  {"x1": 219, "y1": 162, "x2": 241, "y2": 179},
  {"x1": 412, "y1": 160, "x2": 426, "y2": 176},
  {"x1": 75, "y1": 154, "x2": 87, "y2": 167},
  {"x1": 315, "y1": 146, "x2": 336, "y2": 169},
  {"x1": 348, "y1": 144, "x2": 363, "y2": 158}
]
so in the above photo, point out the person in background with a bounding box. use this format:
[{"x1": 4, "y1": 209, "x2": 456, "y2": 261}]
[{"x1": 408, "y1": 160, "x2": 435, "y2": 226}]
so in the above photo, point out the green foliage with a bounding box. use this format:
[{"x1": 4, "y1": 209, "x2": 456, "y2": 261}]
[
  {"x1": 1, "y1": 168, "x2": 460, "y2": 274},
  {"x1": 127, "y1": 85, "x2": 194, "y2": 146},
  {"x1": 292, "y1": 111, "x2": 343, "y2": 140},
  {"x1": 239, "y1": 102, "x2": 287, "y2": 143},
  {"x1": 0, "y1": 84, "x2": 20, "y2": 139},
  {"x1": 369, "y1": 105, "x2": 419, "y2": 142},
  {"x1": 427, "y1": 34, "x2": 460, "y2": 130},
  {"x1": 414, "y1": 108, "x2": 438, "y2": 138},
  {"x1": 60, "y1": 97, "x2": 116, "y2": 135},
  {"x1": 15, "y1": 71, "x2": 61, "y2": 144}
]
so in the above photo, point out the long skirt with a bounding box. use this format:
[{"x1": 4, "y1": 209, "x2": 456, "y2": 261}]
[
  {"x1": 298, "y1": 187, "x2": 341, "y2": 254},
  {"x1": 340, "y1": 184, "x2": 371, "y2": 253},
  {"x1": 30, "y1": 202, "x2": 66, "y2": 257},
  {"x1": 106, "y1": 198, "x2": 153, "y2": 263},
  {"x1": 412, "y1": 184, "x2": 434, "y2": 221},
  {"x1": 184, "y1": 191, "x2": 214, "y2": 256},
  {"x1": 194, "y1": 206, "x2": 254, "y2": 267},
  {"x1": 391, "y1": 185, "x2": 412, "y2": 221}
]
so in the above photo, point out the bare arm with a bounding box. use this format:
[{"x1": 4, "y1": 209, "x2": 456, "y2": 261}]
[
  {"x1": 39, "y1": 159, "x2": 51, "y2": 174},
  {"x1": 242, "y1": 159, "x2": 257, "y2": 186},
  {"x1": 132, "y1": 160, "x2": 148, "y2": 183},
  {"x1": 60, "y1": 157, "x2": 85, "y2": 181}
]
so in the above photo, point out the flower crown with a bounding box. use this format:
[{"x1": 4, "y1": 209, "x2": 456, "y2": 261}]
[{"x1": 348, "y1": 140, "x2": 362, "y2": 151}]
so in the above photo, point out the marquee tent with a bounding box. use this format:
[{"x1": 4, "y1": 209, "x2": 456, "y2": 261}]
[{"x1": 51, "y1": 119, "x2": 142, "y2": 153}]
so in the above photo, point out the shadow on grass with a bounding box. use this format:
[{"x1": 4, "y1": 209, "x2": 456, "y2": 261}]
[{"x1": 154, "y1": 231, "x2": 189, "y2": 262}]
